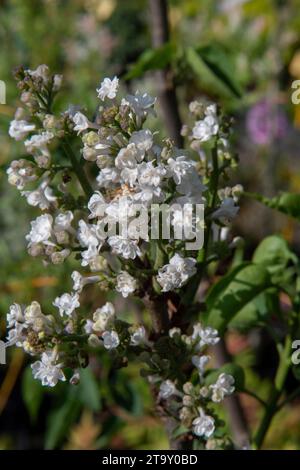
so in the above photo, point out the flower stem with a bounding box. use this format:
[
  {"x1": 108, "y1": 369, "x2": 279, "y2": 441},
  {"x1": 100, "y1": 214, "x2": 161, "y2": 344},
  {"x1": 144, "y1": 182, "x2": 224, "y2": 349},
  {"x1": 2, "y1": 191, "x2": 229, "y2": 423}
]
[
  {"x1": 62, "y1": 139, "x2": 93, "y2": 198},
  {"x1": 253, "y1": 335, "x2": 292, "y2": 449},
  {"x1": 276, "y1": 385, "x2": 300, "y2": 411}
]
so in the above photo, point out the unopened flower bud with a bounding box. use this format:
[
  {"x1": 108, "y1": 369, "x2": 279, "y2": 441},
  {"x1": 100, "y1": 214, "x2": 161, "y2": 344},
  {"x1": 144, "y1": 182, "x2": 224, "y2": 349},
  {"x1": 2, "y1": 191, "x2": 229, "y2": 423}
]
[
  {"x1": 69, "y1": 370, "x2": 80, "y2": 385},
  {"x1": 88, "y1": 334, "x2": 102, "y2": 348},
  {"x1": 183, "y1": 382, "x2": 194, "y2": 395}
]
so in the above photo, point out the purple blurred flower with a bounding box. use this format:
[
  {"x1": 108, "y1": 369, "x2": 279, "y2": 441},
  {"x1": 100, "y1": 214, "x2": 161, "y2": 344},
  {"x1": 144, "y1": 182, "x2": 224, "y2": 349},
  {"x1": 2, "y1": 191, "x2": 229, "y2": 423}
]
[{"x1": 246, "y1": 99, "x2": 288, "y2": 146}]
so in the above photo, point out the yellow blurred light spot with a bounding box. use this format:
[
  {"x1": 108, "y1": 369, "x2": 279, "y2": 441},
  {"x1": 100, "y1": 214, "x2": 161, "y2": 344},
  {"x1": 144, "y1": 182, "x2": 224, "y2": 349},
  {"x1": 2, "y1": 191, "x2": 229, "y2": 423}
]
[
  {"x1": 85, "y1": 0, "x2": 116, "y2": 21},
  {"x1": 294, "y1": 104, "x2": 300, "y2": 129},
  {"x1": 289, "y1": 50, "x2": 300, "y2": 78},
  {"x1": 31, "y1": 276, "x2": 58, "y2": 288}
]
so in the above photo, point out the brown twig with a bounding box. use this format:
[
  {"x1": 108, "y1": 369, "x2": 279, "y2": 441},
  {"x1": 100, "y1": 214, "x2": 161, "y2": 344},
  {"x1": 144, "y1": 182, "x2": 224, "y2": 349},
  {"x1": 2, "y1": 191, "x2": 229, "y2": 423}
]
[{"x1": 148, "y1": 0, "x2": 183, "y2": 147}]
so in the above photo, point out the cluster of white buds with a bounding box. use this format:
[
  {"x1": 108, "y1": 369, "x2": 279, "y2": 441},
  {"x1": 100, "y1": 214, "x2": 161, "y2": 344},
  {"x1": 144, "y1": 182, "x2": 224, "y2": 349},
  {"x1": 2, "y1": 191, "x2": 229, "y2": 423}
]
[
  {"x1": 153, "y1": 323, "x2": 235, "y2": 440},
  {"x1": 5, "y1": 65, "x2": 241, "y2": 444}
]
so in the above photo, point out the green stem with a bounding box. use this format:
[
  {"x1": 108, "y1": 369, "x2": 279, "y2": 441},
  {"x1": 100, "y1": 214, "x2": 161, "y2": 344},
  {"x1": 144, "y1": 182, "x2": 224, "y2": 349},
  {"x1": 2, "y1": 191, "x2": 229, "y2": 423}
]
[
  {"x1": 199, "y1": 145, "x2": 219, "y2": 265},
  {"x1": 276, "y1": 385, "x2": 300, "y2": 412},
  {"x1": 210, "y1": 145, "x2": 219, "y2": 209},
  {"x1": 253, "y1": 335, "x2": 292, "y2": 449},
  {"x1": 62, "y1": 139, "x2": 93, "y2": 198}
]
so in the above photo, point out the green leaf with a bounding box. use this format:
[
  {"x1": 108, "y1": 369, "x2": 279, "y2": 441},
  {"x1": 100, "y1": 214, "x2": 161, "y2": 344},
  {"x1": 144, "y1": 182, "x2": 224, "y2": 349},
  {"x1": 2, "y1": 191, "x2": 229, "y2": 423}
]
[
  {"x1": 172, "y1": 424, "x2": 189, "y2": 439},
  {"x1": 149, "y1": 239, "x2": 167, "y2": 270},
  {"x1": 205, "y1": 363, "x2": 245, "y2": 391},
  {"x1": 186, "y1": 45, "x2": 242, "y2": 99},
  {"x1": 45, "y1": 389, "x2": 81, "y2": 449},
  {"x1": 125, "y1": 43, "x2": 176, "y2": 80},
  {"x1": 206, "y1": 263, "x2": 250, "y2": 311},
  {"x1": 228, "y1": 288, "x2": 279, "y2": 331},
  {"x1": 22, "y1": 366, "x2": 44, "y2": 422},
  {"x1": 196, "y1": 44, "x2": 243, "y2": 98},
  {"x1": 253, "y1": 235, "x2": 297, "y2": 269},
  {"x1": 205, "y1": 263, "x2": 271, "y2": 333},
  {"x1": 77, "y1": 368, "x2": 102, "y2": 412},
  {"x1": 247, "y1": 192, "x2": 300, "y2": 222},
  {"x1": 253, "y1": 235, "x2": 298, "y2": 286}
]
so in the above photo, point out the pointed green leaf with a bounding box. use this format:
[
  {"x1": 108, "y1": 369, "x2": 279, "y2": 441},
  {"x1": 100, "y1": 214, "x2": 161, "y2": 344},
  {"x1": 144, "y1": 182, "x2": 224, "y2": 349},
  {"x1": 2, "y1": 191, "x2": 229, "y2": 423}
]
[
  {"x1": 125, "y1": 43, "x2": 176, "y2": 80},
  {"x1": 205, "y1": 263, "x2": 271, "y2": 333}
]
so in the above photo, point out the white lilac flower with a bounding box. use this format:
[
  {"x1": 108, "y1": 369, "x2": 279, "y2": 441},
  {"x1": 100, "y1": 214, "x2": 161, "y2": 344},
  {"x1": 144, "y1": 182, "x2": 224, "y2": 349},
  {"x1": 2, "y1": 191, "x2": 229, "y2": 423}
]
[
  {"x1": 84, "y1": 319, "x2": 94, "y2": 335},
  {"x1": 94, "y1": 140, "x2": 113, "y2": 155},
  {"x1": 158, "y1": 380, "x2": 176, "y2": 400},
  {"x1": 34, "y1": 153, "x2": 51, "y2": 169},
  {"x1": 122, "y1": 92, "x2": 156, "y2": 117},
  {"x1": 177, "y1": 172, "x2": 206, "y2": 196},
  {"x1": 26, "y1": 214, "x2": 53, "y2": 244},
  {"x1": 192, "y1": 323, "x2": 220, "y2": 349},
  {"x1": 96, "y1": 167, "x2": 120, "y2": 188},
  {"x1": 138, "y1": 162, "x2": 166, "y2": 188},
  {"x1": 108, "y1": 236, "x2": 141, "y2": 259},
  {"x1": 24, "y1": 301, "x2": 42, "y2": 323},
  {"x1": 71, "y1": 271, "x2": 100, "y2": 293},
  {"x1": 167, "y1": 156, "x2": 196, "y2": 185},
  {"x1": 80, "y1": 245, "x2": 100, "y2": 268},
  {"x1": 54, "y1": 211, "x2": 74, "y2": 233},
  {"x1": 116, "y1": 271, "x2": 137, "y2": 298},
  {"x1": 7, "y1": 159, "x2": 38, "y2": 190},
  {"x1": 102, "y1": 330, "x2": 120, "y2": 350},
  {"x1": 24, "y1": 131, "x2": 54, "y2": 153},
  {"x1": 70, "y1": 270, "x2": 83, "y2": 291},
  {"x1": 77, "y1": 219, "x2": 100, "y2": 248},
  {"x1": 28, "y1": 64, "x2": 50, "y2": 82},
  {"x1": 171, "y1": 205, "x2": 197, "y2": 240},
  {"x1": 169, "y1": 327, "x2": 181, "y2": 338},
  {"x1": 157, "y1": 254, "x2": 197, "y2": 292},
  {"x1": 21, "y1": 180, "x2": 57, "y2": 210},
  {"x1": 115, "y1": 143, "x2": 140, "y2": 169},
  {"x1": 72, "y1": 112, "x2": 90, "y2": 134},
  {"x1": 129, "y1": 129, "x2": 153, "y2": 157},
  {"x1": 212, "y1": 197, "x2": 239, "y2": 224},
  {"x1": 9, "y1": 119, "x2": 35, "y2": 141},
  {"x1": 97, "y1": 76, "x2": 119, "y2": 100},
  {"x1": 82, "y1": 145, "x2": 97, "y2": 162},
  {"x1": 210, "y1": 373, "x2": 235, "y2": 403},
  {"x1": 192, "y1": 408, "x2": 215, "y2": 438},
  {"x1": 31, "y1": 351, "x2": 66, "y2": 387},
  {"x1": 7, "y1": 303, "x2": 24, "y2": 328},
  {"x1": 130, "y1": 326, "x2": 146, "y2": 346},
  {"x1": 132, "y1": 185, "x2": 164, "y2": 205},
  {"x1": 93, "y1": 302, "x2": 115, "y2": 332},
  {"x1": 53, "y1": 292, "x2": 80, "y2": 317},
  {"x1": 6, "y1": 322, "x2": 27, "y2": 347},
  {"x1": 167, "y1": 156, "x2": 205, "y2": 195},
  {"x1": 24, "y1": 301, "x2": 50, "y2": 333},
  {"x1": 120, "y1": 167, "x2": 138, "y2": 186},
  {"x1": 88, "y1": 192, "x2": 106, "y2": 219},
  {"x1": 53, "y1": 74, "x2": 63, "y2": 91},
  {"x1": 192, "y1": 104, "x2": 219, "y2": 142},
  {"x1": 192, "y1": 355, "x2": 210, "y2": 377},
  {"x1": 105, "y1": 195, "x2": 136, "y2": 223}
]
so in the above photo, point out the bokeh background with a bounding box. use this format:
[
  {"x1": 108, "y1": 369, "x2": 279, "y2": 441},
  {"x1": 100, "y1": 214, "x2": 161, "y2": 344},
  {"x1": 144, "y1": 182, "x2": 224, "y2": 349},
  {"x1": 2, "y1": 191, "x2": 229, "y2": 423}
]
[{"x1": 1, "y1": 0, "x2": 300, "y2": 449}]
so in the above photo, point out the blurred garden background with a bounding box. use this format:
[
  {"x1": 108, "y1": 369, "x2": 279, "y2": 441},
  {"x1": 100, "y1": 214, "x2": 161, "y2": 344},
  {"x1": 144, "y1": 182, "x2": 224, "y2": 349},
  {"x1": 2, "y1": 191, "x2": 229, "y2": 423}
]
[{"x1": 1, "y1": 0, "x2": 300, "y2": 449}]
